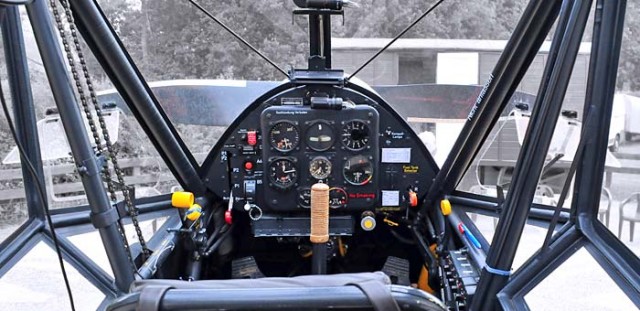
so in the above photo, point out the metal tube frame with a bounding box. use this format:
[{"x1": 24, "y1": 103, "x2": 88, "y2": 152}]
[
  {"x1": 495, "y1": 0, "x2": 640, "y2": 308},
  {"x1": 1, "y1": 5, "x2": 46, "y2": 219},
  {"x1": 68, "y1": 0, "x2": 206, "y2": 195},
  {"x1": 0, "y1": 0, "x2": 638, "y2": 309},
  {"x1": 472, "y1": 0, "x2": 592, "y2": 308},
  {"x1": 422, "y1": 0, "x2": 563, "y2": 212},
  {"x1": 25, "y1": 0, "x2": 134, "y2": 292}
]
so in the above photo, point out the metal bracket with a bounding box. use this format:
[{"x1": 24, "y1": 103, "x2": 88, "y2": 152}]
[
  {"x1": 76, "y1": 154, "x2": 106, "y2": 177},
  {"x1": 289, "y1": 69, "x2": 345, "y2": 86},
  {"x1": 90, "y1": 207, "x2": 119, "y2": 229}
]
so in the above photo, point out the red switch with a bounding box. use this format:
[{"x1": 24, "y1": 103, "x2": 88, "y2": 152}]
[
  {"x1": 225, "y1": 210, "x2": 233, "y2": 224},
  {"x1": 409, "y1": 190, "x2": 418, "y2": 207},
  {"x1": 247, "y1": 131, "x2": 257, "y2": 146},
  {"x1": 244, "y1": 161, "x2": 254, "y2": 170}
]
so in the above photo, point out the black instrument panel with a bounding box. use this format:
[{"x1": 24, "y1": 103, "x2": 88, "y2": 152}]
[
  {"x1": 201, "y1": 83, "x2": 438, "y2": 227},
  {"x1": 261, "y1": 104, "x2": 379, "y2": 211}
]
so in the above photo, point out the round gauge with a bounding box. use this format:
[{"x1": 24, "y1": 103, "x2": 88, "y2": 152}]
[
  {"x1": 269, "y1": 121, "x2": 299, "y2": 152},
  {"x1": 329, "y1": 187, "x2": 348, "y2": 209},
  {"x1": 342, "y1": 120, "x2": 370, "y2": 151},
  {"x1": 298, "y1": 188, "x2": 311, "y2": 208},
  {"x1": 309, "y1": 156, "x2": 332, "y2": 180},
  {"x1": 343, "y1": 155, "x2": 373, "y2": 186},
  {"x1": 268, "y1": 158, "x2": 297, "y2": 189},
  {"x1": 306, "y1": 121, "x2": 334, "y2": 151}
]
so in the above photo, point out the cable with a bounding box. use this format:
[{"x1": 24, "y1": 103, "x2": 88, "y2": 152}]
[
  {"x1": 203, "y1": 224, "x2": 235, "y2": 257},
  {"x1": 541, "y1": 109, "x2": 594, "y2": 252},
  {"x1": 0, "y1": 83, "x2": 76, "y2": 310},
  {"x1": 186, "y1": 0, "x2": 289, "y2": 78},
  {"x1": 347, "y1": 0, "x2": 445, "y2": 81}
]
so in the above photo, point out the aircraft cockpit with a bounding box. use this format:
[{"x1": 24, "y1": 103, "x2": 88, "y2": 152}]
[{"x1": 0, "y1": 0, "x2": 639, "y2": 310}]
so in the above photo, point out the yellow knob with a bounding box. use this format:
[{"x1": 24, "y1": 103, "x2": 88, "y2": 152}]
[
  {"x1": 186, "y1": 204, "x2": 202, "y2": 221},
  {"x1": 361, "y1": 216, "x2": 376, "y2": 231},
  {"x1": 440, "y1": 199, "x2": 452, "y2": 216},
  {"x1": 172, "y1": 191, "x2": 194, "y2": 208}
]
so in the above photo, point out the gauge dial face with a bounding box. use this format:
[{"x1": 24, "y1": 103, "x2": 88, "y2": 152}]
[
  {"x1": 306, "y1": 121, "x2": 334, "y2": 151},
  {"x1": 343, "y1": 155, "x2": 373, "y2": 186},
  {"x1": 342, "y1": 120, "x2": 370, "y2": 151},
  {"x1": 298, "y1": 188, "x2": 311, "y2": 208},
  {"x1": 269, "y1": 121, "x2": 299, "y2": 152},
  {"x1": 309, "y1": 156, "x2": 332, "y2": 180},
  {"x1": 329, "y1": 187, "x2": 348, "y2": 209},
  {"x1": 269, "y1": 158, "x2": 297, "y2": 189}
]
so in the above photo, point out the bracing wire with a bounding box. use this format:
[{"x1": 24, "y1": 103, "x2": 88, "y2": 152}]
[
  {"x1": 186, "y1": 0, "x2": 290, "y2": 78},
  {"x1": 347, "y1": 0, "x2": 445, "y2": 81}
]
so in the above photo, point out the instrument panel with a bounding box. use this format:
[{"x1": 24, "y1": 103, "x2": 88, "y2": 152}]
[
  {"x1": 201, "y1": 82, "x2": 438, "y2": 235},
  {"x1": 261, "y1": 105, "x2": 379, "y2": 211}
]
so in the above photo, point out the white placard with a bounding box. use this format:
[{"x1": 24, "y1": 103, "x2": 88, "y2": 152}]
[
  {"x1": 381, "y1": 148, "x2": 411, "y2": 163},
  {"x1": 381, "y1": 190, "x2": 400, "y2": 206}
]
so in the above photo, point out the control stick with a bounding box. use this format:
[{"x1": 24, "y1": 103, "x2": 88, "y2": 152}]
[{"x1": 310, "y1": 183, "x2": 330, "y2": 274}]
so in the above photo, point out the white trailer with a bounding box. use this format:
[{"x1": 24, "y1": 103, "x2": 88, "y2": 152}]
[{"x1": 610, "y1": 94, "x2": 640, "y2": 150}]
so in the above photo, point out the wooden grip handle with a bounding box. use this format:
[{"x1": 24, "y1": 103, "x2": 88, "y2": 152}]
[{"x1": 310, "y1": 183, "x2": 330, "y2": 243}]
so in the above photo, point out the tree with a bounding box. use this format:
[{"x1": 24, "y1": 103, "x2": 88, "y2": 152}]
[{"x1": 86, "y1": 0, "x2": 640, "y2": 92}]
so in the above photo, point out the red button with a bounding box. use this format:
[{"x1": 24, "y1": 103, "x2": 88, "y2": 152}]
[
  {"x1": 244, "y1": 161, "x2": 254, "y2": 170},
  {"x1": 247, "y1": 131, "x2": 257, "y2": 146}
]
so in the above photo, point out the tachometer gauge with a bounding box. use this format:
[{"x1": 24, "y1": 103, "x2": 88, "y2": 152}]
[
  {"x1": 269, "y1": 121, "x2": 299, "y2": 152},
  {"x1": 342, "y1": 120, "x2": 370, "y2": 151},
  {"x1": 298, "y1": 188, "x2": 311, "y2": 208},
  {"x1": 306, "y1": 121, "x2": 334, "y2": 151},
  {"x1": 309, "y1": 156, "x2": 332, "y2": 180},
  {"x1": 329, "y1": 187, "x2": 348, "y2": 209},
  {"x1": 343, "y1": 155, "x2": 373, "y2": 186},
  {"x1": 269, "y1": 158, "x2": 297, "y2": 189}
]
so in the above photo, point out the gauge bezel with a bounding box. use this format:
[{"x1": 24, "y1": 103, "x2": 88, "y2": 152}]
[
  {"x1": 268, "y1": 120, "x2": 300, "y2": 153},
  {"x1": 309, "y1": 156, "x2": 332, "y2": 180},
  {"x1": 341, "y1": 119, "x2": 370, "y2": 151},
  {"x1": 268, "y1": 157, "x2": 298, "y2": 190},
  {"x1": 342, "y1": 155, "x2": 374, "y2": 186},
  {"x1": 306, "y1": 120, "x2": 335, "y2": 152},
  {"x1": 329, "y1": 187, "x2": 348, "y2": 209},
  {"x1": 297, "y1": 187, "x2": 311, "y2": 208}
]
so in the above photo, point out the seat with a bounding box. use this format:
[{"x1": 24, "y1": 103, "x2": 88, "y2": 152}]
[
  {"x1": 618, "y1": 192, "x2": 640, "y2": 242},
  {"x1": 598, "y1": 187, "x2": 612, "y2": 227},
  {"x1": 107, "y1": 272, "x2": 447, "y2": 311}
]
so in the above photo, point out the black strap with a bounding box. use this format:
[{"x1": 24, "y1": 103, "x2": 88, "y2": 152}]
[
  {"x1": 349, "y1": 280, "x2": 401, "y2": 311},
  {"x1": 136, "y1": 285, "x2": 172, "y2": 311}
]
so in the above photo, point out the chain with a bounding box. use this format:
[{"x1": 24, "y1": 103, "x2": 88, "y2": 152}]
[{"x1": 48, "y1": 0, "x2": 150, "y2": 266}]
